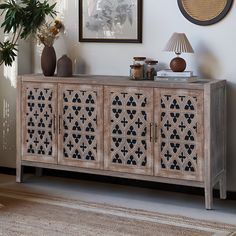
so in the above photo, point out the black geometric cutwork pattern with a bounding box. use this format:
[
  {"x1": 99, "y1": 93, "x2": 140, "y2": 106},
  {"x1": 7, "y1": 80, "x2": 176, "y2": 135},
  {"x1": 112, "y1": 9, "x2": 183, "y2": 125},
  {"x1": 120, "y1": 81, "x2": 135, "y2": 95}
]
[
  {"x1": 25, "y1": 87, "x2": 54, "y2": 156},
  {"x1": 109, "y1": 91, "x2": 149, "y2": 168},
  {"x1": 62, "y1": 89, "x2": 98, "y2": 161},
  {"x1": 159, "y1": 92, "x2": 201, "y2": 177}
]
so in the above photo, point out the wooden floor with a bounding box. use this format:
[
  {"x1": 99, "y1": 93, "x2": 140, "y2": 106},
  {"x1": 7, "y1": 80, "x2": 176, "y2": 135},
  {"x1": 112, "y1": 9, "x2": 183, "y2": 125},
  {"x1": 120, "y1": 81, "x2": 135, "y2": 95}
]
[{"x1": 0, "y1": 173, "x2": 236, "y2": 225}]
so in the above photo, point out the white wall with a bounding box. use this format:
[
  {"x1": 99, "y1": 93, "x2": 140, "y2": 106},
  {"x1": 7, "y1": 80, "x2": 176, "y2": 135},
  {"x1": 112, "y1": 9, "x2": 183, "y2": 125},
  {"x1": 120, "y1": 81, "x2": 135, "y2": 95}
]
[
  {"x1": 0, "y1": 16, "x2": 18, "y2": 168},
  {"x1": 34, "y1": 0, "x2": 236, "y2": 191},
  {"x1": 0, "y1": 17, "x2": 32, "y2": 167},
  {"x1": 18, "y1": 39, "x2": 33, "y2": 75}
]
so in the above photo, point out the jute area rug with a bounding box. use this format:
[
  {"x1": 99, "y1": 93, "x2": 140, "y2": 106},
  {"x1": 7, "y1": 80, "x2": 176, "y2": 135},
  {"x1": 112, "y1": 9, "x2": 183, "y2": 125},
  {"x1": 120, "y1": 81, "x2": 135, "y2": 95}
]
[{"x1": 0, "y1": 188, "x2": 235, "y2": 236}]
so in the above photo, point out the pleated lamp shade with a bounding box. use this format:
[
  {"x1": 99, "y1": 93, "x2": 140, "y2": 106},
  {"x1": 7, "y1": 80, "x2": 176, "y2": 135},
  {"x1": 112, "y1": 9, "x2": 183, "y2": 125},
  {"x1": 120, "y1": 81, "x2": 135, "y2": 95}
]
[
  {"x1": 164, "y1": 32, "x2": 194, "y2": 54},
  {"x1": 163, "y1": 33, "x2": 194, "y2": 72}
]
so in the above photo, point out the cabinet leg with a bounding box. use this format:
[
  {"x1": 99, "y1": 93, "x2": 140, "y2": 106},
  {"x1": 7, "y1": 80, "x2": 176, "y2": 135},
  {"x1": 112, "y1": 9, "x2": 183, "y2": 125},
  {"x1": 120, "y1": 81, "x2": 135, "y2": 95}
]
[
  {"x1": 219, "y1": 173, "x2": 227, "y2": 200},
  {"x1": 35, "y1": 167, "x2": 43, "y2": 177},
  {"x1": 204, "y1": 186, "x2": 213, "y2": 210},
  {"x1": 16, "y1": 165, "x2": 24, "y2": 183}
]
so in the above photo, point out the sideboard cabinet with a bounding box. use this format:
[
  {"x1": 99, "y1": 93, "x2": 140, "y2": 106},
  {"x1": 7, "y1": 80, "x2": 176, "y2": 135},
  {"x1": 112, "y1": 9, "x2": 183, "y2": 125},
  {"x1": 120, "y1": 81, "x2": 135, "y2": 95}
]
[{"x1": 17, "y1": 75, "x2": 226, "y2": 209}]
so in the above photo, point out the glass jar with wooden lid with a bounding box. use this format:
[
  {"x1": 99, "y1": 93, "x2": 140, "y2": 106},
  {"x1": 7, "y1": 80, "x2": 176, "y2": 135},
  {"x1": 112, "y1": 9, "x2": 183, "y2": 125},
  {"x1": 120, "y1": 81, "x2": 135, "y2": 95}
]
[
  {"x1": 145, "y1": 60, "x2": 158, "y2": 80},
  {"x1": 130, "y1": 64, "x2": 143, "y2": 80},
  {"x1": 133, "y1": 57, "x2": 146, "y2": 79}
]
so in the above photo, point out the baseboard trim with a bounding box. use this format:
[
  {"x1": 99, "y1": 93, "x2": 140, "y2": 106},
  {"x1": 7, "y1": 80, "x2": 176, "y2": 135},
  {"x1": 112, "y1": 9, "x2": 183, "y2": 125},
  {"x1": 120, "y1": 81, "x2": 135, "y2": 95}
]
[{"x1": 1, "y1": 166, "x2": 236, "y2": 200}]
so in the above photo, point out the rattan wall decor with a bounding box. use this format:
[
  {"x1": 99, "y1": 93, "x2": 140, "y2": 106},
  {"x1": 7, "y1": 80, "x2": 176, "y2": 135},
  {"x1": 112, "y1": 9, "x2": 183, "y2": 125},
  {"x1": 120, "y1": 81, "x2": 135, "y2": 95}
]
[{"x1": 177, "y1": 0, "x2": 233, "y2": 25}]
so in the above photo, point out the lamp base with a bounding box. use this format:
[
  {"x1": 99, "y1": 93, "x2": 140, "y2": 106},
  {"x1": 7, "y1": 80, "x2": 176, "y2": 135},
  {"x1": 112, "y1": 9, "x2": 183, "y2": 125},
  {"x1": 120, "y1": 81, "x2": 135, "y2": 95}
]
[{"x1": 170, "y1": 57, "x2": 186, "y2": 72}]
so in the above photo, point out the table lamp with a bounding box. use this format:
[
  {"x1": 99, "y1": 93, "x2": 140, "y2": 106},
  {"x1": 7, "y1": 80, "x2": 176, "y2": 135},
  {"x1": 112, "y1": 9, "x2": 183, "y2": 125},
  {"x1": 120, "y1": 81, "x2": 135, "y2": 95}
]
[{"x1": 164, "y1": 32, "x2": 194, "y2": 72}]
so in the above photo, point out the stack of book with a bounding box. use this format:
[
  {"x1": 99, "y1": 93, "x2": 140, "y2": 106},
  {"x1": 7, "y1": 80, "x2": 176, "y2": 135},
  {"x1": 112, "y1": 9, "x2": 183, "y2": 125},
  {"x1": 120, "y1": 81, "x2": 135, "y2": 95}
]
[{"x1": 155, "y1": 70, "x2": 197, "y2": 83}]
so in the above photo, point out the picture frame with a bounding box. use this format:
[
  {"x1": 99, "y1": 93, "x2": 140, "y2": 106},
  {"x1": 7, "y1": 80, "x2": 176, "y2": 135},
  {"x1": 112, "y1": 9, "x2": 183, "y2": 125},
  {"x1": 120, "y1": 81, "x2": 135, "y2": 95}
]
[{"x1": 79, "y1": 0, "x2": 143, "y2": 43}]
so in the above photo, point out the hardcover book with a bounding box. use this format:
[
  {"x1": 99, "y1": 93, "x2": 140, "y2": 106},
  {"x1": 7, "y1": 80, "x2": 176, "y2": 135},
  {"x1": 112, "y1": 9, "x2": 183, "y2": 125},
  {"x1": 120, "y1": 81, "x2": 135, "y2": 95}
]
[
  {"x1": 154, "y1": 76, "x2": 198, "y2": 83},
  {"x1": 156, "y1": 69, "x2": 193, "y2": 77}
]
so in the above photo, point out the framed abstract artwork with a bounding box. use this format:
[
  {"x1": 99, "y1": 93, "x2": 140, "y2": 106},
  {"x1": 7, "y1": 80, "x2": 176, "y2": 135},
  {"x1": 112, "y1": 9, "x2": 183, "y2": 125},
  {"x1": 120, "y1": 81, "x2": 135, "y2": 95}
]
[{"x1": 79, "y1": 0, "x2": 143, "y2": 43}]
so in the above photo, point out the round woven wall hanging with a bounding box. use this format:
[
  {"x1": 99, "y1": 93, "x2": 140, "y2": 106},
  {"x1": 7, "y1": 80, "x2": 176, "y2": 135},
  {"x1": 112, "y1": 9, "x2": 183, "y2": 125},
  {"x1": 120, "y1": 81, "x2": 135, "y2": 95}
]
[{"x1": 177, "y1": 0, "x2": 233, "y2": 25}]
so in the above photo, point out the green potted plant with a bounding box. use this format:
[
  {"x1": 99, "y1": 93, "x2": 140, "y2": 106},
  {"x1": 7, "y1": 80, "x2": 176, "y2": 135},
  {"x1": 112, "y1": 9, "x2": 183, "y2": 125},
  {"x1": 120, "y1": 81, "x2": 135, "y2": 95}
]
[{"x1": 0, "y1": 0, "x2": 57, "y2": 67}]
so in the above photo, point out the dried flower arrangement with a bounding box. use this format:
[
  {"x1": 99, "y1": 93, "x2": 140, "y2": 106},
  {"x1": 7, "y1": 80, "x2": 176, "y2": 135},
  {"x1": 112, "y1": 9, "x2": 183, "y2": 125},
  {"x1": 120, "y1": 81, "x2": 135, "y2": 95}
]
[{"x1": 37, "y1": 20, "x2": 64, "y2": 47}]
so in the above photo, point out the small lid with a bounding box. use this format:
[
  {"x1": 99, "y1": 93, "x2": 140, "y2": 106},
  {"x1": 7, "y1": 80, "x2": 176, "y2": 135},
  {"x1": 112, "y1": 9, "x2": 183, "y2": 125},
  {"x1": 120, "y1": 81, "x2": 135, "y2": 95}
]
[
  {"x1": 130, "y1": 64, "x2": 142, "y2": 68},
  {"x1": 61, "y1": 54, "x2": 69, "y2": 58},
  {"x1": 133, "y1": 57, "x2": 146, "y2": 61},
  {"x1": 145, "y1": 60, "x2": 158, "y2": 65}
]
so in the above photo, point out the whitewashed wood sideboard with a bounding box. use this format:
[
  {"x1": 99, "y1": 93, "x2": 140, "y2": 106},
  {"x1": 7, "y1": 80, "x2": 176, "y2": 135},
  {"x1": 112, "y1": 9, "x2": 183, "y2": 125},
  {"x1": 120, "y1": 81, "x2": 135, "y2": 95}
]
[{"x1": 16, "y1": 74, "x2": 227, "y2": 209}]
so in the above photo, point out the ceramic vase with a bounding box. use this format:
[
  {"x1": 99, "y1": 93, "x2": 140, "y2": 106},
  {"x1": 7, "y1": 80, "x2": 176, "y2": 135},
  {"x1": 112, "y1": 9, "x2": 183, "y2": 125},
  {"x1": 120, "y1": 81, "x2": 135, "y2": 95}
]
[
  {"x1": 57, "y1": 55, "x2": 73, "y2": 77},
  {"x1": 41, "y1": 45, "x2": 56, "y2": 76}
]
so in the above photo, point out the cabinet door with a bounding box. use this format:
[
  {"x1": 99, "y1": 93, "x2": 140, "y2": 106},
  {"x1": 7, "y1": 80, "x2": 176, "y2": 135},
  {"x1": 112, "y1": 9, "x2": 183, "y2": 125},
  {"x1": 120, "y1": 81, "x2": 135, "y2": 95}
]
[
  {"x1": 104, "y1": 86, "x2": 154, "y2": 175},
  {"x1": 154, "y1": 89, "x2": 204, "y2": 181},
  {"x1": 22, "y1": 83, "x2": 58, "y2": 163},
  {"x1": 58, "y1": 84, "x2": 103, "y2": 169}
]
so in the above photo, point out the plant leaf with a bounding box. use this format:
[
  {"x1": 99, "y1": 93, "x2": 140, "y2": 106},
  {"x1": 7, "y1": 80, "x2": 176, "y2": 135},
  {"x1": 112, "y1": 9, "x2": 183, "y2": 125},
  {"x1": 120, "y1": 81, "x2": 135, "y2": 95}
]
[{"x1": 0, "y1": 41, "x2": 18, "y2": 66}]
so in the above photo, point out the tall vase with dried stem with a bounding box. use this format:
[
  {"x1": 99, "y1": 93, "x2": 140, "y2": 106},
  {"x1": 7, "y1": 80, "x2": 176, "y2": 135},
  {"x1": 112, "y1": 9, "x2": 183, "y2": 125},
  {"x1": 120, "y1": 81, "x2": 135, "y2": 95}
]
[
  {"x1": 37, "y1": 20, "x2": 64, "y2": 76},
  {"x1": 0, "y1": 0, "x2": 57, "y2": 67}
]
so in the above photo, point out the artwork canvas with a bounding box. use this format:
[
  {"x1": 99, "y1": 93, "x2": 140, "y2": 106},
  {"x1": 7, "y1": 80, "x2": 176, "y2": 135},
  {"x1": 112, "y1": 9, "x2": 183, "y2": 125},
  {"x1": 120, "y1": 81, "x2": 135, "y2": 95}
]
[{"x1": 79, "y1": 0, "x2": 142, "y2": 43}]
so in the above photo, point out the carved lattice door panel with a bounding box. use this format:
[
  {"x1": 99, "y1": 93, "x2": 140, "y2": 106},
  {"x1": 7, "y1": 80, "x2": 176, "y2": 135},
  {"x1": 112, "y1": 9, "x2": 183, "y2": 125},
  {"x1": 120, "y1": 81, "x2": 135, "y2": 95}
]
[
  {"x1": 104, "y1": 86, "x2": 154, "y2": 175},
  {"x1": 22, "y1": 83, "x2": 57, "y2": 163},
  {"x1": 154, "y1": 89, "x2": 204, "y2": 181},
  {"x1": 58, "y1": 84, "x2": 103, "y2": 169}
]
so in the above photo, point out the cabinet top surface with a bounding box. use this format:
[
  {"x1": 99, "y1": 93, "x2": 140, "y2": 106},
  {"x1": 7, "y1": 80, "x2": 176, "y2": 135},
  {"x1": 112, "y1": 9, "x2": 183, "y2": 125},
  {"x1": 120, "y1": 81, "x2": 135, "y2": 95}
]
[{"x1": 19, "y1": 74, "x2": 226, "y2": 90}]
